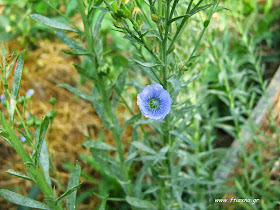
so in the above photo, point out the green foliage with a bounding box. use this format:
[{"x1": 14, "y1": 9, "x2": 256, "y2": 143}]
[
  {"x1": 0, "y1": 0, "x2": 279, "y2": 209},
  {"x1": 0, "y1": 189, "x2": 50, "y2": 210}
]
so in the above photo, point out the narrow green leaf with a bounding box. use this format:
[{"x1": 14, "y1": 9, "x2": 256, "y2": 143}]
[
  {"x1": 168, "y1": 78, "x2": 181, "y2": 99},
  {"x1": 170, "y1": 130, "x2": 195, "y2": 147},
  {"x1": 143, "y1": 30, "x2": 162, "y2": 41},
  {"x1": 123, "y1": 35, "x2": 143, "y2": 45},
  {"x1": 121, "y1": 113, "x2": 141, "y2": 134},
  {"x1": 28, "y1": 14, "x2": 78, "y2": 32},
  {"x1": 90, "y1": 6, "x2": 110, "y2": 12},
  {"x1": 58, "y1": 84, "x2": 94, "y2": 102},
  {"x1": 191, "y1": 3, "x2": 213, "y2": 15},
  {"x1": 133, "y1": 59, "x2": 161, "y2": 68},
  {"x1": 66, "y1": 162, "x2": 81, "y2": 210},
  {"x1": 112, "y1": 68, "x2": 127, "y2": 110},
  {"x1": 56, "y1": 183, "x2": 82, "y2": 203},
  {"x1": 125, "y1": 196, "x2": 156, "y2": 209},
  {"x1": 34, "y1": 117, "x2": 49, "y2": 167},
  {"x1": 131, "y1": 142, "x2": 156, "y2": 155},
  {"x1": 17, "y1": 129, "x2": 33, "y2": 147},
  {"x1": 153, "y1": 146, "x2": 169, "y2": 164},
  {"x1": 10, "y1": 50, "x2": 25, "y2": 122},
  {"x1": 98, "y1": 196, "x2": 108, "y2": 210},
  {"x1": 56, "y1": 31, "x2": 87, "y2": 54},
  {"x1": 65, "y1": 0, "x2": 78, "y2": 17},
  {"x1": 0, "y1": 189, "x2": 49, "y2": 209},
  {"x1": 61, "y1": 50, "x2": 91, "y2": 56},
  {"x1": 0, "y1": 130, "x2": 12, "y2": 145},
  {"x1": 93, "y1": 12, "x2": 106, "y2": 40},
  {"x1": 91, "y1": 87, "x2": 111, "y2": 127},
  {"x1": 216, "y1": 6, "x2": 230, "y2": 12},
  {"x1": 6, "y1": 169, "x2": 33, "y2": 181},
  {"x1": 182, "y1": 73, "x2": 200, "y2": 87},
  {"x1": 40, "y1": 136, "x2": 51, "y2": 187},
  {"x1": 168, "y1": 14, "x2": 191, "y2": 25},
  {"x1": 83, "y1": 139, "x2": 117, "y2": 151},
  {"x1": 90, "y1": 150, "x2": 121, "y2": 179},
  {"x1": 74, "y1": 64, "x2": 96, "y2": 81}
]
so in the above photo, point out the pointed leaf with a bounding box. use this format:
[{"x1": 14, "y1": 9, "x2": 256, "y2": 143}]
[
  {"x1": 6, "y1": 169, "x2": 32, "y2": 181},
  {"x1": 56, "y1": 183, "x2": 82, "y2": 203},
  {"x1": 10, "y1": 50, "x2": 25, "y2": 122},
  {"x1": 58, "y1": 84, "x2": 94, "y2": 102},
  {"x1": 133, "y1": 59, "x2": 161, "y2": 68},
  {"x1": 170, "y1": 130, "x2": 195, "y2": 147},
  {"x1": 131, "y1": 142, "x2": 156, "y2": 155},
  {"x1": 123, "y1": 35, "x2": 143, "y2": 45},
  {"x1": 29, "y1": 14, "x2": 78, "y2": 32},
  {"x1": 98, "y1": 196, "x2": 108, "y2": 210},
  {"x1": 66, "y1": 162, "x2": 81, "y2": 210},
  {"x1": 112, "y1": 68, "x2": 127, "y2": 110},
  {"x1": 93, "y1": 11, "x2": 106, "y2": 40},
  {"x1": 74, "y1": 64, "x2": 96, "y2": 81},
  {"x1": 125, "y1": 196, "x2": 156, "y2": 209},
  {"x1": 34, "y1": 117, "x2": 49, "y2": 167},
  {"x1": 40, "y1": 136, "x2": 51, "y2": 186},
  {"x1": 0, "y1": 189, "x2": 49, "y2": 209},
  {"x1": 83, "y1": 139, "x2": 116, "y2": 151},
  {"x1": 56, "y1": 31, "x2": 87, "y2": 54}
]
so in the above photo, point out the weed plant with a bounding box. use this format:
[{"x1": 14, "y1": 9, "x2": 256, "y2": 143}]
[{"x1": 0, "y1": 0, "x2": 279, "y2": 209}]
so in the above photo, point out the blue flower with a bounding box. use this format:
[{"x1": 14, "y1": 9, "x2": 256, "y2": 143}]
[
  {"x1": 20, "y1": 135, "x2": 26, "y2": 142},
  {"x1": 137, "y1": 84, "x2": 172, "y2": 121},
  {"x1": 0, "y1": 94, "x2": 5, "y2": 103},
  {"x1": 26, "y1": 89, "x2": 34, "y2": 98}
]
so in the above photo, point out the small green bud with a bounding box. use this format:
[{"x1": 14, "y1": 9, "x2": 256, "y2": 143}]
[
  {"x1": 35, "y1": 118, "x2": 41, "y2": 126},
  {"x1": 49, "y1": 97, "x2": 57, "y2": 106},
  {"x1": 26, "y1": 118, "x2": 35, "y2": 126},
  {"x1": 46, "y1": 110, "x2": 57, "y2": 119},
  {"x1": 204, "y1": 19, "x2": 210, "y2": 28},
  {"x1": 2, "y1": 101, "x2": 7, "y2": 108},
  {"x1": 151, "y1": 14, "x2": 159, "y2": 22},
  {"x1": 133, "y1": 22, "x2": 139, "y2": 30},
  {"x1": 113, "y1": 21, "x2": 123, "y2": 29},
  {"x1": 18, "y1": 97, "x2": 25, "y2": 105}
]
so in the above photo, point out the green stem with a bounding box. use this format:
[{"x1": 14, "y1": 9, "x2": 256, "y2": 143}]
[
  {"x1": 78, "y1": 0, "x2": 94, "y2": 54},
  {"x1": 167, "y1": 0, "x2": 195, "y2": 53},
  {"x1": 97, "y1": 77, "x2": 131, "y2": 194}
]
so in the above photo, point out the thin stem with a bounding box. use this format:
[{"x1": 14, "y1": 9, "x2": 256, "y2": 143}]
[
  {"x1": 131, "y1": 42, "x2": 162, "y2": 85},
  {"x1": 169, "y1": 0, "x2": 180, "y2": 20},
  {"x1": 167, "y1": 0, "x2": 195, "y2": 53},
  {"x1": 78, "y1": 0, "x2": 94, "y2": 53}
]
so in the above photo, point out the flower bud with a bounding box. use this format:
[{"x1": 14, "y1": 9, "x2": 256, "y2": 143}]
[
  {"x1": 18, "y1": 97, "x2": 25, "y2": 105},
  {"x1": 151, "y1": 14, "x2": 159, "y2": 22},
  {"x1": 49, "y1": 97, "x2": 57, "y2": 106},
  {"x1": 26, "y1": 89, "x2": 34, "y2": 98}
]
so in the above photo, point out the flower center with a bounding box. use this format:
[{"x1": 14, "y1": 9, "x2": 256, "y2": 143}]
[{"x1": 149, "y1": 98, "x2": 159, "y2": 110}]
